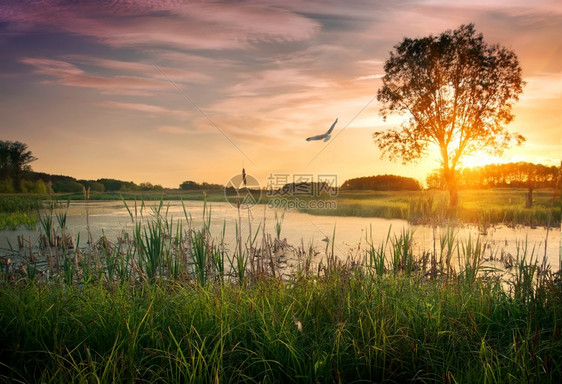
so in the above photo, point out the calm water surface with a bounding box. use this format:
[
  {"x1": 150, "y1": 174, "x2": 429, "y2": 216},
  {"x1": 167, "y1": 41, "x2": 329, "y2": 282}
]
[{"x1": 1, "y1": 200, "x2": 560, "y2": 270}]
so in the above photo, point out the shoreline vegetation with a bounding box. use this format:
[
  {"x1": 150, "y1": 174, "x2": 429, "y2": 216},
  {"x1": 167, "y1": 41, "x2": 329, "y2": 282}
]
[
  {"x1": 0, "y1": 200, "x2": 561, "y2": 382},
  {"x1": 0, "y1": 187, "x2": 560, "y2": 230}
]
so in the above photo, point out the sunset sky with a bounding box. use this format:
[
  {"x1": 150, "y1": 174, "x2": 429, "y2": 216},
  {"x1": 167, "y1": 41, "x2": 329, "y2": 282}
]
[{"x1": 1, "y1": 0, "x2": 560, "y2": 189}]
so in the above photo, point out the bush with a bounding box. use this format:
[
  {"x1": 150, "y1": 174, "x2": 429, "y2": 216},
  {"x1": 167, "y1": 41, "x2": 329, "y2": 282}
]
[
  {"x1": 0, "y1": 178, "x2": 15, "y2": 193},
  {"x1": 52, "y1": 179, "x2": 84, "y2": 193}
]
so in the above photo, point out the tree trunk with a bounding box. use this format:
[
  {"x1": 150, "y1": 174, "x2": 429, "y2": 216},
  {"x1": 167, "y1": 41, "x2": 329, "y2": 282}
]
[
  {"x1": 12, "y1": 168, "x2": 21, "y2": 193},
  {"x1": 444, "y1": 167, "x2": 459, "y2": 208},
  {"x1": 448, "y1": 183, "x2": 459, "y2": 207}
]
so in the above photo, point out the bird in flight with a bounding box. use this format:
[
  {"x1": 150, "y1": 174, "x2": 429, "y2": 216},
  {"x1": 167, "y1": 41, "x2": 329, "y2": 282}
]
[{"x1": 306, "y1": 118, "x2": 338, "y2": 142}]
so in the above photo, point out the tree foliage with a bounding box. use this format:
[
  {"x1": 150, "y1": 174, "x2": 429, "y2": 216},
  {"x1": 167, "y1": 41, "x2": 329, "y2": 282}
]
[
  {"x1": 374, "y1": 24, "x2": 525, "y2": 206},
  {"x1": 341, "y1": 174, "x2": 421, "y2": 191},
  {"x1": 180, "y1": 180, "x2": 223, "y2": 191},
  {"x1": 427, "y1": 162, "x2": 560, "y2": 190},
  {"x1": 0, "y1": 140, "x2": 37, "y2": 192}
]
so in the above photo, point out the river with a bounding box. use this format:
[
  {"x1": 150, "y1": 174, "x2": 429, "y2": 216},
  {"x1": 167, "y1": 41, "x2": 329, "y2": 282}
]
[{"x1": 1, "y1": 200, "x2": 560, "y2": 271}]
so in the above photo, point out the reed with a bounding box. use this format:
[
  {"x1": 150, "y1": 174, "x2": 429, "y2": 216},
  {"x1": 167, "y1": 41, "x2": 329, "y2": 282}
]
[
  {"x1": 1, "y1": 269, "x2": 560, "y2": 383},
  {"x1": 274, "y1": 210, "x2": 285, "y2": 241},
  {"x1": 365, "y1": 224, "x2": 389, "y2": 277},
  {"x1": 0, "y1": 201, "x2": 560, "y2": 383}
]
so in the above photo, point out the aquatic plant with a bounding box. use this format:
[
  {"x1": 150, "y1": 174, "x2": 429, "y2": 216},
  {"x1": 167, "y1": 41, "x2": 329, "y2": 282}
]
[{"x1": 0, "y1": 199, "x2": 560, "y2": 383}]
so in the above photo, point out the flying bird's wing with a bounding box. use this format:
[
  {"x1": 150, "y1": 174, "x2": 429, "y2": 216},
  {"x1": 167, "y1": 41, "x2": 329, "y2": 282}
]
[
  {"x1": 305, "y1": 117, "x2": 338, "y2": 142},
  {"x1": 306, "y1": 134, "x2": 326, "y2": 141},
  {"x1": 325, "y1": 118, "x2": 338, "y2": 135}
]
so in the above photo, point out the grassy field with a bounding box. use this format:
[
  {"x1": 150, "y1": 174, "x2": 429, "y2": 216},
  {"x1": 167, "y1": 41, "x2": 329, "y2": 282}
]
[
  {"x1": 0, "y1": 187, "x2": 560, "y2": 229},
  {"x1": 297, "y1": 188, "x2": 561, "y2": 227},
  {"x1": 0, "y1": 202, "x2": 561, "y2": 383},
  {"x1": 2, "y1": 272, "x2": 561, "y2": 383}
]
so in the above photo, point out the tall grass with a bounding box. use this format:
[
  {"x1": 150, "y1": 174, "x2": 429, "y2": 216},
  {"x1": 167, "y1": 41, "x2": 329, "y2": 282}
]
[
  {"x1": 1, "y1": 270, "x2": 560, "y2": 382},
  {"x1": 0, "y1": 200, "x2": 561, "y2": 382}
]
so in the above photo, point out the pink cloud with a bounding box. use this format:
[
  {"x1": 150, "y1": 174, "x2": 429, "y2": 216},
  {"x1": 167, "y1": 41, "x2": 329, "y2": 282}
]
[
  {"x1": 97, "y1": 101, "x2": 192, "y2": 120},
  {"x1": 2, "y1": 1, "x2": 319, "y2": 50},
  {"x1": 65, "y1": 56, "x2": 212, "y2": 83},
  {"x1": 520, "y1": 72, "x2": 562, "y2": 101},
  {"x1": 20, "y1": 57, "x2": 83, "y2": 78},
  {"x1": 20, "y1": 56, "x2": 193, "y2": 96}
]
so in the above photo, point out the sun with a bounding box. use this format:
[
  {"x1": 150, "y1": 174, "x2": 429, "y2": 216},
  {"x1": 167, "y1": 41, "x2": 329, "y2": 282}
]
[
  {"x1": 460, "y1": 151, "x2": 528, "y2": 168},
  {"x1": 460, "y1": 152, "x2": 524, "y2": 169}
]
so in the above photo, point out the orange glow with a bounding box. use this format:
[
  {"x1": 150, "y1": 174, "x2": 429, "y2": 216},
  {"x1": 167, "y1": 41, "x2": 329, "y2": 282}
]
[
  {"x1": 460, "y1": 152, "x2": 526, "y2": 169},
  {"x1": 0, "y1": 2, "x2": 559, "y2": 187}
]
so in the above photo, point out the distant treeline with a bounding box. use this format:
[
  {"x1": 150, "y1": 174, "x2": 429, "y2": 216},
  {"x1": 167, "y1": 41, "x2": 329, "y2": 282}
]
[
  {"x1": 341, "y1": 175, "x2": 421, "y2": 191},
  {"x1": 1, "y1": 170, "x2": 223, "y2": 194},
  {"x1": 426, "y1": 162, "x2": 561, "y2": 189},
  {"x1": 179, "y1": 180, "x2": 223, "y2": 191}
]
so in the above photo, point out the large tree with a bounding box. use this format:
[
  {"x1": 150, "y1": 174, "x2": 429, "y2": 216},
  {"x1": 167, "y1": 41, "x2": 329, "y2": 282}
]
[{"x1": 374, "y1": 24, "x2": 525, "y2": 206}]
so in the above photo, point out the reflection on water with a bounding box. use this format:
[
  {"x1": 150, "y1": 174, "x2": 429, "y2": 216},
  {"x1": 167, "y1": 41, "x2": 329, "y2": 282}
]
[{"x1": 1, "y1": 200, "x2": 560, "y2": 270}]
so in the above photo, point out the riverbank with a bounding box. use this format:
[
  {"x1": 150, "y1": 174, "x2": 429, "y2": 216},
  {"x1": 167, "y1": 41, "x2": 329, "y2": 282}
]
[
  {"x1": 300, "y1": 188, "x2": 561, "y2": 228},
  {"x1": 0, "y1": 188, "x2": 560, "y2": 230}
]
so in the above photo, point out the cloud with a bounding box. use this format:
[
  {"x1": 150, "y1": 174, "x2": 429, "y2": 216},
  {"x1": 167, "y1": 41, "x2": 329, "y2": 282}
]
[
  {"x1": 20, "y1": 57, "x2": 168, "y2": 95},
  {"x1": 20, "y1": 56, "x2": 215, "y2": 96},
  {"x1": 97, "y1": 101, "x2": 192, "y2": 120},
  {"x1": 157, "y1": 125, "x2": 192, "y2": 135},
  {"x1": 66, "y1": 55, "x2": 212, "y2": 83},
  {"x1": 228, "y1": 67, "x2": 334, "y2": 97},
  {"x1": 356, "y1": 74, "x2": 384, "y2": 81},
  {"x1": 2, "y1": 0, "x2": 561, "y2": 187},
  {"x1": 1, "y1": 0, "x2": 320, "y2": 51},
  {"x1": 20, "y1": 57, "x2": 83, "y2": 77},
  {"x1": 521, "y1": 72, "x2": 562, "y2": 101}
]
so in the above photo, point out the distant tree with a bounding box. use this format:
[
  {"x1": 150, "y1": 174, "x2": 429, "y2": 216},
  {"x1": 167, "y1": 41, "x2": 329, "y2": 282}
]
[
  {"x1": 374, "y1": 24, "x2": 525, "y2": 207},
  {"x1": 78, "y1": 180, "x2": 105, "y2": 193},
  {"x1": 0, "y1": 140, "x2": 37, "y2": 192},
  {"x1": 0, "y1": 178, "x2": 15, "y2": 193},
  {"x1": 180, "y1": 180, "x2": 200, "y2": 190},
  {"x1": 19, "y1": 179, "x2": 34, "y2": 193},
  {"x1": 139, "y1": 182, "x2": 164, "y2": 191},
  {"x1": 89, "y1": 181, "x2": 105, "y2": 193},
  {"x1": 32, "y1": 179, "x2": 48, "y2": 194},
  {"x1": 430, "y1": 161, "x2": 560, "y2": 192},
  {"x1": 97, "y1": 178, "x2": 138, "y2": 192},
  {"x1": 139, "y1": 182, "x2": 154, "y2": 191},
  {"x1": 200, "y1": 182, "x2": 223, "y2": 191},
  {"x1": 341, "y1": 174, "x2": 421, "y2": 191},
  {"x1": 52, "y1": 179, "x2": 84, "y2": 193},
  {"x1": 425, "y1": 170, "x2": 445, "y2": 190}
]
